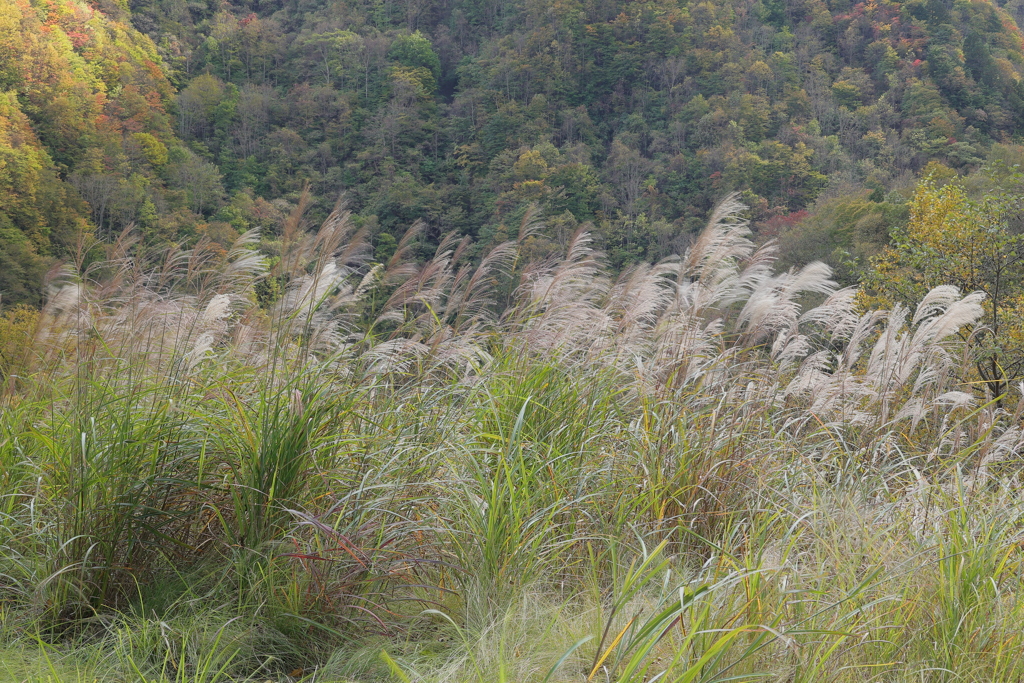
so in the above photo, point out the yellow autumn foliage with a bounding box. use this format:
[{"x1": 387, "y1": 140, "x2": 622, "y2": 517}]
[{"x1": 862, "y1": 174, "x2": 1024, "y2": 393}]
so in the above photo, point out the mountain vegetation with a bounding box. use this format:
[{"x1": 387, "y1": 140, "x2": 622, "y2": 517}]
[
  {"x1": 7, "y1": 0, "x2": 1024, "y2": 679},
  {"x1": 7, "y1": 0, "x2": 1024, "y2": 303}
]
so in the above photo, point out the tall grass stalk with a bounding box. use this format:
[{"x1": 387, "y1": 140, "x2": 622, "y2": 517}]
[{"x1": 3, "y1": 196, "x2": 1024, "y2": 681}]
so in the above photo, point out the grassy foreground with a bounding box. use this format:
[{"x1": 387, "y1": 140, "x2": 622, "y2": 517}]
[{"x1": 2, "y1": 197, "x2": 1023, "y2": 682}]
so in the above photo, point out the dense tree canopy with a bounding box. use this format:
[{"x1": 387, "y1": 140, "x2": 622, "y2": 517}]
[{"x1": 7, "y1": 0, "x2": 1024, "y2": 304}]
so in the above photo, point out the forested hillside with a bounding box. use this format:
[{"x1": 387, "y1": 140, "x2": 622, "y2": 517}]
[
  {"x1": 0, "y1": 0, "x2": 180, "y2": 304},
  {"x1": 7, "y1": 0, "x2": 1024, "y2": 302}
]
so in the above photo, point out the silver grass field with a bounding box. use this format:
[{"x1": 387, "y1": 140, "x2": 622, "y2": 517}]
[{"x1": 2, "y1": 194, "x2": 1023, "y2": 682}]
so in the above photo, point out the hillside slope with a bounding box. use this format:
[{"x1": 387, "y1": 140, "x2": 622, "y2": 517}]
[
  {"x1": 6, "y1": 0, "x2": 1024, "y2": 302},
  {"x1": 0, "y1": 0, "x2": 186, "y2": 304}
]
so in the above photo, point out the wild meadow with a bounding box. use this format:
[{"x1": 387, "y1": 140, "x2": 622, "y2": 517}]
[{"x1": 2, "y1": 195, "x2": 1023, "y2": 682}]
